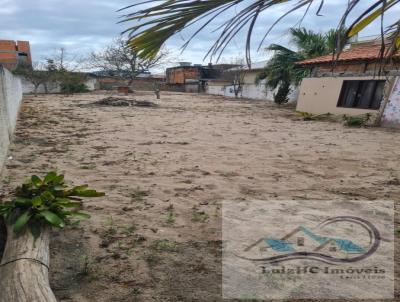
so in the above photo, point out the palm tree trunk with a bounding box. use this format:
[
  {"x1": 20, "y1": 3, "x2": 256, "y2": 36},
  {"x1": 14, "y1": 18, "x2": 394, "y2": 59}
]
[{"x1": 0, "y1": 225, "x2": 57, "y2": 302}]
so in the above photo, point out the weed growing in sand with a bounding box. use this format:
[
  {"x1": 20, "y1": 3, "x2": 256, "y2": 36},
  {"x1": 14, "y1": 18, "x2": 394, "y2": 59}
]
[
  {"x1": 99, "y1": 216, "x2": 118, "y2": 248},
  {"x1": 144, "y1": 252, "x2": 161, "y2": 266},
  {"x1": 2, "y1": 175, "x2": 14, "y2": 185},
  {"x1": 130, "y1": 187, "x2": 149, "y2": 203},
  {"x1": 150, "y1": 239, "x2": 178, "y2": 252},
  {"x1": 80, "y1": 163, "x2": 97, "y2": 170},
  {"x1": 165, "y1": 205, "x2": 176, "y2": 225},
  {"x1": 116, "y1": 240, "x2": 132, "y2": 255},
  {"x1": 192, "y1": 208, "x2": 209, "y2": 223},
  {"x1": 121, "y1": 224, "x2": 137, "y2": 236},
  {"x1": 106, "y1": 216, "x2": 117, "y2": 230},
  {"x1": 78, "y1": 254, "x2": 101, "y2": 278},
  {"x1": 343, "y1": 113, "x2": 372, "y2": 127},
  {"x1": 165, "y1": 212, "x2": 176, "y2": 225},
  {"x1": 79, "y1": 255, "x2": 92, "y2": 276},
  {"x1": 128, "y1": 288, "x2": 142, "y2": 301}
]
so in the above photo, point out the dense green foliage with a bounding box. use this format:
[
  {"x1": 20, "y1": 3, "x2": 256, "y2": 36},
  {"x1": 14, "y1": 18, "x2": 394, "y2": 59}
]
[
  {"x1": 0, "y1": 172, "x2": 104, "y2": 238},
  {"x1": 59, "y1": 71, "x2": 89, "y2": 94},
  {"x1": 256, "y1": 28, "x2": 346, "y2": 103},
  {"x1": 273, "y1": 81, "x2": 291, "y2": 105}
]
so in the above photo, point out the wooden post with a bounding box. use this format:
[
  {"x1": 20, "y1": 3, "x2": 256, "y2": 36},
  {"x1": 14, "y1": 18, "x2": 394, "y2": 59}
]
[{"x1": 0, "y1": 225, "x2": 57, "y2": 302}]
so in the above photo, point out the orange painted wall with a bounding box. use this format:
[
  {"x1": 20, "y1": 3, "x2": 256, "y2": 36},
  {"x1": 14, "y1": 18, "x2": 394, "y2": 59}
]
[
  {"x1": 0, "y1": 40, "x2": 32, "y2": 70},
  {"x1": 166, "y1": 67, "x2": 201, "y2": 84}
]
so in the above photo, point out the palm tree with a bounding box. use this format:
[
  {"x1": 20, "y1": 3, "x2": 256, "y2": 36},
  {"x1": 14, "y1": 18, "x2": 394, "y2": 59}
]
[
  {"x1": 256, "y1": 27, "x2": 345, "y2": 103},
  {"x1": 120, "y1": 1, "x2": 400, "y2": 63}
]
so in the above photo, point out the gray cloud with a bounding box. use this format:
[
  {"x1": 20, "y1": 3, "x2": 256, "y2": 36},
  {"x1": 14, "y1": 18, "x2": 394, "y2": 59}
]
[{"x1": 1, "y1": 0, "x2": 399, "y2": 66}]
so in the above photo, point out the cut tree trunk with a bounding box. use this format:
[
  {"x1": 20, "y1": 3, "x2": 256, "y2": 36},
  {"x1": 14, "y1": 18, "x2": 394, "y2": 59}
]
[{"x1": 0, "y1": 225, "x2": 57, "y2": 302}]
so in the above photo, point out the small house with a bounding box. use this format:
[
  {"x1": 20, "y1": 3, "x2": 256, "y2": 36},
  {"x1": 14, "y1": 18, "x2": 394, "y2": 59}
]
[{"x1": 296, "y1": 40, "x2": 400, "y2": 121}]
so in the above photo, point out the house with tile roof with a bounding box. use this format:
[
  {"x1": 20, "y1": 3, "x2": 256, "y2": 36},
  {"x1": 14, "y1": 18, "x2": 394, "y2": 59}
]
[{"x1": 295, "y1": 39, "x2": 400, "y2": 125}]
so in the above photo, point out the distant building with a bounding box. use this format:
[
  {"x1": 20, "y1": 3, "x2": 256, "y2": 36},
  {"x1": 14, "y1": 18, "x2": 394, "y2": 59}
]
[
  {"x1": 0, "y1": 40, "x2": 32, "y2": 70},
  {"x1": 166, "y1": 63, "x2": 240, "y2": 92}
]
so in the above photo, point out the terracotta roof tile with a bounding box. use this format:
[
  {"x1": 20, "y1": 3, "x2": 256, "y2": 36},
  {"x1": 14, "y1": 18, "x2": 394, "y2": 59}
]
[{"x1": 297, "y1": 43, "x2": 398, "y2": 65}]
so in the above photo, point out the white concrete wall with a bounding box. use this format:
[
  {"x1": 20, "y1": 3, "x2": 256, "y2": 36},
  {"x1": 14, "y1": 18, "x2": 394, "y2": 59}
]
[
  {"x1": 0, "y1": 66, "x2": 23, "y2": 171},
  {"x1": 296, "y1": 76, "x2": 385, "y2": 116},
  {"x1": 21, "y1": 77, "x2": 98, "y2": 94},
  {"x1": 207, "y1": 80, "x2": 299, "y2": 103},
  {"x1": 381, "y1": 77, "x2": 400, "y2": 128},
  {"x1": 85, "y1": 78, "x2": 98, "y2": 91},
  {"x1": 207, "y1": 84, "x2": 225, "y2": 96},
  {"x1": 21, "y1": 78, "x2": 60, "y2": 94}
]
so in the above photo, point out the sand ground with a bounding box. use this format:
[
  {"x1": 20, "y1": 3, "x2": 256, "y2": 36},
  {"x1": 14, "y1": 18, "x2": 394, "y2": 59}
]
[{"x1": 0, "y1": 91, "x2": 399, "y2": 301}]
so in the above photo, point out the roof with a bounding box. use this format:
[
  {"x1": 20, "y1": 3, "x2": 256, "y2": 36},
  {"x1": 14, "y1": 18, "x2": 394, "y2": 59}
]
[
  {"x1": 297, "y1": 43, "x2": 399, "y2": 66},
  {"x1": 151, "y1": 74, "x2": 166, "y2": 79},
  {"x1": 227, "y1": 60, "x2": 268, "y2": 71},
  {"x1": 248, "y1": 60, "x2": 268, "y2": 70}
]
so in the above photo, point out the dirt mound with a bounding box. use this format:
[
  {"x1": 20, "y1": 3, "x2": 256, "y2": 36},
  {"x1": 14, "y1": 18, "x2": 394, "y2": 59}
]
[{"x1": 89, "y1": 97, "x2": 158, "y2": 108}]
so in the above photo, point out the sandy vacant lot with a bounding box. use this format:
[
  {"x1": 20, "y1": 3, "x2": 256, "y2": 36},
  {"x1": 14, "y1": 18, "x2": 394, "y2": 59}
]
[{"x1": 0, "y1": 91, "x2": 399, "y2": 301}]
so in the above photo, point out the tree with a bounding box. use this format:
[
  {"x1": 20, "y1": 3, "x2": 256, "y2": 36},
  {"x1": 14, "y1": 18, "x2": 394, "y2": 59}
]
[
  {"x1": 120, "y1": 1, "x2": 400, "y2": 64},
  {"x1": 231, "y1": 60, "x2": 247, "y2": 98},
  {"x1": 45, "y1": 48, "x2": 89, "y2": 95},
  {"x1": 13, "y1": 63, "x2": 53, "y2": 97},
  {"x1": 89, "y1": 37, "x2": 170, "y2": 86},
  {"x1": 256, "y1": 28, "x2": 345, "y2": 103}
]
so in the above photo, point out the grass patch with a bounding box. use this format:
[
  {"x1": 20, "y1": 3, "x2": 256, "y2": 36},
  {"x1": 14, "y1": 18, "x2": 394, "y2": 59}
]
[
  {"x1": 80, "y1": 163, "x2": 97, "y2": 170},
  {"x1": 192, "y1": 210, "x2": 209, "y2": 223},
  {"x1": 150, "y1": 239, "x2": 178, "y2": 252},
  {"x1": 144, "y1": 252, "x2": 162, "y2": 266},
  {"x1": 165, "y1": 212, "x2": 176, "y2": 225},
  {"x1": 130, "y1": 187, "x2": 149, "y2": 203}
]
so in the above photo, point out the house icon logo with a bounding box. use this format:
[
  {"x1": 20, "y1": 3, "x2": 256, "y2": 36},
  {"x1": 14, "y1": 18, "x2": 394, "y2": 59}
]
[{"x1": 238, "y1": 216, "x2": 380, "y2": 265}]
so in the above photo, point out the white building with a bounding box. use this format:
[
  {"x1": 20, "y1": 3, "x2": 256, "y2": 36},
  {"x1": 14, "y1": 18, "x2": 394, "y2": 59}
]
[{"x1": 206, "y1": 60, "x2": 299, "y2": 103}]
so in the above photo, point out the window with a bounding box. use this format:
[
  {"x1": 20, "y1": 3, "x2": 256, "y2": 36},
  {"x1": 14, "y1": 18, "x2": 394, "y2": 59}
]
[{"x1": 337, "y1": 80, "x2": 385, "y2": 110}]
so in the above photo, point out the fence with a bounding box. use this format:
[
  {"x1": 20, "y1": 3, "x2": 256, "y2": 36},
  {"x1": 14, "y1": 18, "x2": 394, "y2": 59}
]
[{"x1": 0, "y1": 66, "x2": 23, "y2": 172}]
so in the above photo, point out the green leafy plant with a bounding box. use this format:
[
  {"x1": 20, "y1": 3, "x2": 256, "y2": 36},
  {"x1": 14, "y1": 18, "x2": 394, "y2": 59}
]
[
  {"x1": 343, "y1": 114, "x2": 372, "y2": 127},
  {"x1": 297, "y1": 111, "x2": 337, "y2": 122},
  {"x1": 0, "y1": 172, "x2": 105, "y2": 239}
]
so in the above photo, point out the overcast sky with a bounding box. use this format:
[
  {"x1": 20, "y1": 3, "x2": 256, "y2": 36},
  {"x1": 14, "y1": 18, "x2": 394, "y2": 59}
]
[{"x1": 1, "y1": 0, "x2": 399, "y2": 70}]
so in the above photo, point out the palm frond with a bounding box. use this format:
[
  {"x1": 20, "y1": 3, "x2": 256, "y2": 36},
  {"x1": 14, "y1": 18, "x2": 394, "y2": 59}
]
[{"x1": 120, "y1": 0, "x2": 400, "y2": 64}]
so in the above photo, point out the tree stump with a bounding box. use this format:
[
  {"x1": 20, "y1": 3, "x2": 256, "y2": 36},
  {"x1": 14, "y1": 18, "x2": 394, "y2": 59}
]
[{"x1": 0, "y1": 225, "x2": 57, "y2": 302}]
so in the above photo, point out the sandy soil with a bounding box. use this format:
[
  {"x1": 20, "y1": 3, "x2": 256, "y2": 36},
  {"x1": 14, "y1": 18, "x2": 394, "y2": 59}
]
[{"x1": 0, "y1": 91, "x2": 399, "y2": 301}]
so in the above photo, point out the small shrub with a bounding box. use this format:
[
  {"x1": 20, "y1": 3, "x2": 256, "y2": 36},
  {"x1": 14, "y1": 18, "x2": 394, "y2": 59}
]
[
  {"x1": 150, "y1": 239, "x2": 178, "y2": 252},
  {"x1": 343, "y1": 114, "x2": 371, "y2": 127},
  {"x1": 192, "y1": 210, "x2": 209, "y2": 223},
  {"x1": 0, "y1": 171, "x2": 104, "y2": 239},
  {"x1": 61, "y1": 83, "x2": 89, "y2": 94},
  {"x1": 130, "y1": 187, "x2": 149, "y2": 203},
  {"x1": 144, "y1": 252, "x2": 161, "y2": 266},
  {"x1": 297, "y1": 111, "x2": 336, "y2": 122},
  {"x1": 165, "y1": 212, "x2": 176, "y2": 225},
  {"x1": 273, "y1": 82, "x2": 291, "y2": 105}
]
